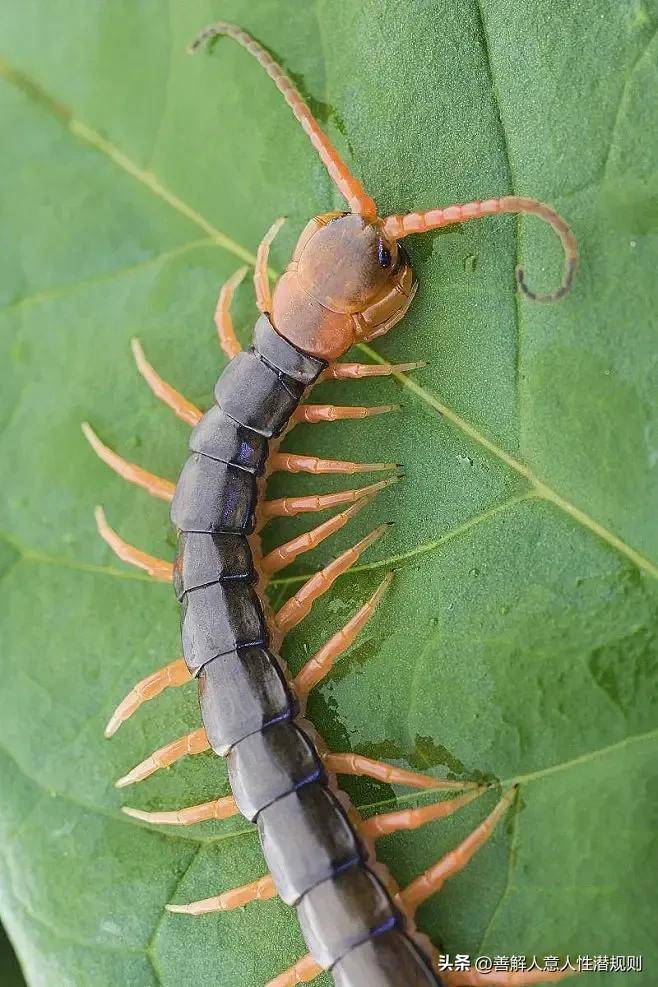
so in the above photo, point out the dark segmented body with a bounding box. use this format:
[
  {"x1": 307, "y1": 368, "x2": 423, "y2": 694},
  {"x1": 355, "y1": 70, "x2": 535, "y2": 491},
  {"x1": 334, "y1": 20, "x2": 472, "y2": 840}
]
[{"x1": 170, "y1": 314, "x2": 442, "y2": 986}]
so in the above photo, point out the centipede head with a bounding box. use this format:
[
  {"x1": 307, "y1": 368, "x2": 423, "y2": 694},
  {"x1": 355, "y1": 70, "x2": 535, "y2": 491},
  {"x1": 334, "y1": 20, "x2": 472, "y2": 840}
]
[
  {"x1": 272, "y1": 212, "x2": 417, "y2": 360},
  {"x1": 191, "y1": 22, "x2": 577, "y2": 359}
]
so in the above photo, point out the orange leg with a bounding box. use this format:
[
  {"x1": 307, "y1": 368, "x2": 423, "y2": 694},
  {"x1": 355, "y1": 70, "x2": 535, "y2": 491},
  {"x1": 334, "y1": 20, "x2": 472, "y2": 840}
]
[
  {"x1": 215, "y1": 266, "x2": 247, "y2": 359},
  {"x1": 293, "y1": 402, "x2": 398, "y2": 423},
  {"x1": 115, "y1": 727, "x2": 209, "y2": 788},
  {"x1": 270, "y1": 452, "x2": 396, "y2": 475},
  {"x1": 167, "y1": 873, "x2": 277, "y2": 915},
  {"x1": 266, "y1": 954, "x2": 323, "y2": 987},
  {"x1": 255, "y1": 216, "x2": 286, "y2": 313},
  {"x1": 323, "y1": 360, "x2": 425, "y2": 380},
  {"x1": 82, "y1": 423, "x2": 175, "y2": 502},
  {"x1": 131, "y1": 338, "x2": 202, "y2": 426},
  {"x1": 360, "y1": 790, "x2": 482, "y2": 840},
  {"x1": 294, "y1": 573, "x2": 392, "y2": 698},
  {"x1": 261, "y1": 496, "x2": 374, "y2": 576},
  {"x1": 275, "y1": 525, "x2": 390, "y2": 635},
  {"x1": 262, "y1": 476, "x2": 397, "y2": 520},
  {"x1": 94, "y1": 506, "x2": 173, "y2": 582},
  {"x1": 105, "y1": 658, "x2": 191, "y2": 738},
  {"x1": 396, "y1": 788, "x2": 517, "y2": 915},
  {"x1": 442, "y1": 970, "x2": 573, "y2": 986},
  {"x1": 322, "y1": 752, "x2": 479, "y2": 792},
  {"x1": 122, "y1": 794, "x2": 237, "y2": 826}
]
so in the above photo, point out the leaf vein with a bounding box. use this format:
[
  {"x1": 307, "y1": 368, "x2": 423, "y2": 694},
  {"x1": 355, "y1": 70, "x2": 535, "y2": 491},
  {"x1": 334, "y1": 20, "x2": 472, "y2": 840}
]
[
  {"x1": 270, "y1": 492, "x2": 535, "y2": 587},
  {"x1": 472, "y1": 0, "x2": 524, "y2": 427},
  {"x1": 357, "y1": 343, "x2": 658, "y2": 579},
  {"x1": 602, "y1": 25, "x2": 658, "y2": 177},
  {"x1": 355, "y1": 725, "x2": 658, "y2": 818},
  {"x1": 476, "y1": 787, "x2": 522, "y2": 952},
  {"x1": 1, "y1": 238, "x2": 214, "y2": 316},
  {"x1": 0, "y1": 57, "x2": 257, "y2": 268},
  {"x1": 0, "y1": 534, "x2": 158, "y2": 585}
]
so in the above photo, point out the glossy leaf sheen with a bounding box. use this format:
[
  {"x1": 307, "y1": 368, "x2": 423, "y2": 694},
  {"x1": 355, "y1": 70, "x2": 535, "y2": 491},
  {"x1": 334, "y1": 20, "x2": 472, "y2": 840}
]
[{"x1": 1, "y1": 2, "x2": 657, "y2": 985}]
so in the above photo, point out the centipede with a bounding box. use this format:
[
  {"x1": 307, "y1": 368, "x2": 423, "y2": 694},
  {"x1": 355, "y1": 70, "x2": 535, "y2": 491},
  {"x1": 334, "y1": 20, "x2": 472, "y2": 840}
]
[{"x1": 83, "y1": 22, "x2": 578, "y2": 987}]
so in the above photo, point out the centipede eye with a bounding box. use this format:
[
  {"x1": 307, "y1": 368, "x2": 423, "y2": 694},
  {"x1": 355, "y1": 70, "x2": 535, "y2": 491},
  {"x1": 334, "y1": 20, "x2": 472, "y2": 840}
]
[{"x1": 377, "y1": 241, "x2": 392, "y2": 268}]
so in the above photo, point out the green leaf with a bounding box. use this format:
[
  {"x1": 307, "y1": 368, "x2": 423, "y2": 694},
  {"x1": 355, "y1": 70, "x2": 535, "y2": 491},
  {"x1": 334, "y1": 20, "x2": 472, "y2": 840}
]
[{"x1": 1, "y1": 1, "x2": 657, "y2": 985}]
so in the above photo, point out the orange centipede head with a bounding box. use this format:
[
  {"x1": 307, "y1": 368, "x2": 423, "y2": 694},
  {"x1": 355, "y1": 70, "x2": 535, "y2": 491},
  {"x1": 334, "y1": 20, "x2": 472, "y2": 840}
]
[
  {"x1": 191, "y1": 23, "x2": 577, "y2": 361},
  {"x1": 272, "y1": 212, "x2": 417, "y2": 361}
]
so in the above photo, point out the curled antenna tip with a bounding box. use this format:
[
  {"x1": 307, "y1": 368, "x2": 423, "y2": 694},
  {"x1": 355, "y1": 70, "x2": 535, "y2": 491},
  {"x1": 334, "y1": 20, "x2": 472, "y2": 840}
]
[
  {"x1": 516, "y1": 256, "x2": 576, "y2": 303},
  {"x1": 187, "y1": 21, "x2": 236, "y2": 55},
  {"x1": 186, "y1": 32, "x2": 210, "y2": 56}
]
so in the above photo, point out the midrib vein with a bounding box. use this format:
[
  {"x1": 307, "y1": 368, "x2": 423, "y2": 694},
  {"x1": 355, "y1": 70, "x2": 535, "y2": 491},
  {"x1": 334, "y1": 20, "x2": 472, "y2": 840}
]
[
  {"x1": 0, "y1": 56, "x2": 257, "y2": 267},
  {"x1": 358, "y1": 343, "x2": 658, "y2": 579},
  {"x1": 1, "y1": 56, "x2": 655, "y2": 581},
  {"x1": 68, "y1": 117, "x2": 257, "y2": 264}
]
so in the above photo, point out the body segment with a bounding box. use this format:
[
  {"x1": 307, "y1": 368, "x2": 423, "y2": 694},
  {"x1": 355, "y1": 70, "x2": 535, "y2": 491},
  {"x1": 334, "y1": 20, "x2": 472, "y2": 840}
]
[{"x1": 169, "y1": 314, "x2": 442, "y2": 981}]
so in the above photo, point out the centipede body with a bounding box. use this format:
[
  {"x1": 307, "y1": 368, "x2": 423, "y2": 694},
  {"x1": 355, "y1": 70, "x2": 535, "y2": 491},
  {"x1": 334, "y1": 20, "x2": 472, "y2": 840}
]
[
  {"x1": 87, "y1": 20, "x2": 578, "y2": 987},
  {"x1": 171, "y1": 313, "x2": 441, "y2": 985}
]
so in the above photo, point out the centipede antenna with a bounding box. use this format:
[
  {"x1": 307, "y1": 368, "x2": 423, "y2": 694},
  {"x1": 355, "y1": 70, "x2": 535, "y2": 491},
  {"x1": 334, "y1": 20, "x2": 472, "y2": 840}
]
[
  {"x1": 188, "y1": 22, "x2": 378, "y2": 219},
  {"x1": 383, "y1": 195, "x2": 577, "y2": 302}
]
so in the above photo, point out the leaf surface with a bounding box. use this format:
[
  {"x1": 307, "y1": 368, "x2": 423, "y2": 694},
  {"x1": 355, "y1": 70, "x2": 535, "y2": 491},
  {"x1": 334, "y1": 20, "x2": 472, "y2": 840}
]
[{"x1": 0, "y1": 1, "x2": 657, "y2": 985}]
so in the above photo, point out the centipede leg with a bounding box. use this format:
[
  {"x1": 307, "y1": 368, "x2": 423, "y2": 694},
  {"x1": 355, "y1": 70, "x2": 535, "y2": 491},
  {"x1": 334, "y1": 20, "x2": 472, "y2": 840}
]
[
  {"x1": 215, "y1": 266, "x2": 248, "y2": 359},
  {"x1": 115, "y1": 727, "x2": 209, "y2": 788},
  {"x1": 275, "y1": 525, "x2": 390, "y2": 635},
  {"x1": 167, "y1": 873, "x2": 277, "y2": 915},
  {"x1": 105, "y1": 658, "x2": 191, "y2": 737},
  {"x1": 82, "y1": 423, "x2": 175, "y2": 502},
  {"x1": 261, "y1": 495, "x2": 378, "y2": 576},
  {"x1": 94, "y1": 507, "x2": 173, "y2": 582},
  {"x1": 360, "y1": 790, "x2": 483, "y2": 840},
  {"x1": 122, "y1": 794, "x2": 237, "y2": 826},
  {"x1": 323, "y1": 360, "x2": 425, "y2": 380},
  {"x1": 255, "y1": 216, "x2": 286, "y2": 314},
  {"x1": 294, "y1": 573, "x2": 393, "y2": 699},
  {"x1": 396, "y1": 788, "x2": 517, "y2": 915},
  {"x1": 270, "y1": 452, "x2": 397, "y2": 475},
  {"x1": 262, "y1": 476, "x2": 397, "y2": 520},
  {"x1": 131, "y1": 338, "x2": 202, "y2": 426},
  {"x1": 266, "y1": 954, "x2": 323, "y2": 987},
  {"x1": 441, "y1": 968, "x2": 573, "y2": 986},
  {"x1": 293, "y1": 402, "x2": 398, "y2": 424},
  {"x1": 323, "y1": 752, "x2": 478, "y2": 791}
]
